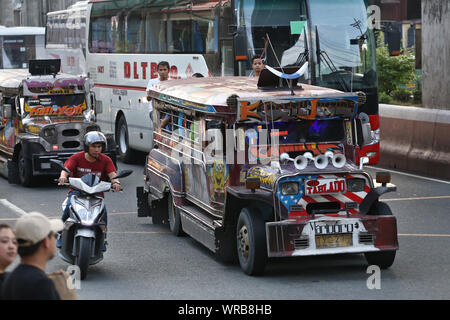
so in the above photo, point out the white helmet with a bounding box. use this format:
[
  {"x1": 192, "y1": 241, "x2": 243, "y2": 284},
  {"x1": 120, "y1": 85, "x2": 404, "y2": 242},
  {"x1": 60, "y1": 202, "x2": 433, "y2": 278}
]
[{"x1": 83, "y1": 131, "x2": 107, "y2": 152}]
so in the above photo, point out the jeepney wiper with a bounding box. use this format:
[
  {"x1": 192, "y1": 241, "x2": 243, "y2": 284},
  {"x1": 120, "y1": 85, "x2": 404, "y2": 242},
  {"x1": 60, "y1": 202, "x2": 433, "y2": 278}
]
[{"x1": 315, "y1": 26, "x2": 350, "y2": 92}]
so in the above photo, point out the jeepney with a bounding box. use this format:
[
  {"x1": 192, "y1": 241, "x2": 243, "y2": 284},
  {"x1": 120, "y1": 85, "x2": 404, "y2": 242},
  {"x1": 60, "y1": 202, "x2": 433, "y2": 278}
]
[
  {"x1": 136, "y1": 69, "x2": 398, "y2": 275},
  {"x1": 0, "y1": 59, "x2": 116, "y2": 187}
]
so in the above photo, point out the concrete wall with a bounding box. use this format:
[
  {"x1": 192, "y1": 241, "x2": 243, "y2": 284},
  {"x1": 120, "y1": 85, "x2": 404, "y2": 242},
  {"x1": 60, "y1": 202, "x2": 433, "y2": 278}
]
[
  {"x1": 379, "y1": 104, "x2": 450, "y2": 179},
  {"x1": 422, "y1": 0, "x2": 450, "y2": 110}
]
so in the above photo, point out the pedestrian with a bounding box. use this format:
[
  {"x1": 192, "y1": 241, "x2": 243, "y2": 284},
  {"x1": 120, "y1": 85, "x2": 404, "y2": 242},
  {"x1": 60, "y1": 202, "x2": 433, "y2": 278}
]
[
  {"x1": 250, "y1": 55, "x2": 265, "y2": 78},
  {"x1": 0, "y1": 224, "x2": 18, "y2": 289},
  {"x1": 147, "y1": 61, "x2": 170, "y2": 122},
  {"x1": 1, "y1": 212, "x2": 63, "y2": 300}
]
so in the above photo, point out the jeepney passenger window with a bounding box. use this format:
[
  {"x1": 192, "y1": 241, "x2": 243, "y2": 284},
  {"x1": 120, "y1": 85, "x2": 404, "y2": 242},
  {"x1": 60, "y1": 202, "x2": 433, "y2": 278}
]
[{"x1": 205, "y1": 120, "x2": 226, "y2": 157}]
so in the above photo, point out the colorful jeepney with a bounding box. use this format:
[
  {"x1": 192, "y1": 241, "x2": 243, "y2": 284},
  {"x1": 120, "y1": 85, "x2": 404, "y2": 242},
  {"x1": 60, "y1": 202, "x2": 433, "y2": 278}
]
[
  {"x1": 0, "y1": 60, "x2": 115, "y2": 187},
  {"x1": 136, "y1": 74, "x2": 398, "y2": 275}
]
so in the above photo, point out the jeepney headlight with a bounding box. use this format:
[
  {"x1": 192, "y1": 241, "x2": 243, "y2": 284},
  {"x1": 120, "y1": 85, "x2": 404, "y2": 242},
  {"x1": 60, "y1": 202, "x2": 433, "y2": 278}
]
[
  {"x1": 281, "y1": 182, "x2": 299, "y2": 195},
  {"x1": 346, "y1": 178, "x2": 366, "y2": 192},
  {"x1": 43, "y1": 127, "x2": 56, "y2": 137}
]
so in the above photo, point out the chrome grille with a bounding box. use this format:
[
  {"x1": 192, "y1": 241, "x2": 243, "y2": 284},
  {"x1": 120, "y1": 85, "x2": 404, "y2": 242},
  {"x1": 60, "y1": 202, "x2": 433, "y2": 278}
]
[
  {"x1": 359, "y1": 233, "x2": 374, "y2": 245},
  {"x1": 293, "y1": 236, "x2": 309, "y2": 249}
]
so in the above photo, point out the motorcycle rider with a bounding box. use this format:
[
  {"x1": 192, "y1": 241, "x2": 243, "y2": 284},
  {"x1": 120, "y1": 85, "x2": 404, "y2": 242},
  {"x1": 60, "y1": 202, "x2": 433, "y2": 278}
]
[{"x1": 56, "y1": 131, "x2": 120, "y2": 250}]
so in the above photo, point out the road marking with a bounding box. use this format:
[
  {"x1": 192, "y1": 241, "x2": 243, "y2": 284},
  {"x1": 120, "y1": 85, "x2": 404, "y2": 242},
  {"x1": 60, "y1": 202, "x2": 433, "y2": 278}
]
[
  {"x1": 384, "y1": 195, "x2": 450, "y2": 202},
  {"x1": 398, "y1": 233, "x2": 450, "y2": 238},
  {"x1": 367, "y1": 166, "x2": 450, "y2": 185},
  {"x1": 109, "y1": 231, "x2": 171, "y2": 234},
  {"x1": 109, "y1": 212, "x2": 136, "y2": 216},
  {"x1": 0, "y1": 199, "x2": 28, "y2": 216}
]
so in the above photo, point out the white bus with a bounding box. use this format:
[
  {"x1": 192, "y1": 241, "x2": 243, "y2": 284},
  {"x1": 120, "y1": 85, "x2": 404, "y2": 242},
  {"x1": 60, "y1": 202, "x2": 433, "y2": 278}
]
[
  {"x1": 45, "y1": 0, "x2": 87, "y2": 75},
  {"x1": 85, "y1": 0, "x2": 380, "y2": 164},
  {"x1": 0, "y1": 26, "x2": 45, "y2": 69}
]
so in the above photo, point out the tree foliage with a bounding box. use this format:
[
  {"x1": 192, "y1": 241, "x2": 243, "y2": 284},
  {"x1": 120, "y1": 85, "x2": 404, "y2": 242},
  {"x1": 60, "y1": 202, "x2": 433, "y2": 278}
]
[{"x1": 376, "y1": 45, "x2": 416, "y2": 96}]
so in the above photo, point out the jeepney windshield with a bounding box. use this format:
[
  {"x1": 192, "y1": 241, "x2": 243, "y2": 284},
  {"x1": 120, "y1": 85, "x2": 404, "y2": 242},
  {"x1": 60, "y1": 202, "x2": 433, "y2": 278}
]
[
  {"x1": 244, "y1": 119, "x2": 345, "y2": 145},
  {"x1": 23, "y1": 94, "x2": 88, "y2": 120}
]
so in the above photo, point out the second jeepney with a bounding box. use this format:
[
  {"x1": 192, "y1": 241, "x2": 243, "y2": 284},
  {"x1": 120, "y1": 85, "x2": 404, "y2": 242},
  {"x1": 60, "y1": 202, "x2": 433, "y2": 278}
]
[
  {"x1": 0, "y1": 59, "x2": 116, "y2": 186},
  {"x1": 137, "y1": 69, "x2": 398, "y2": 275}
]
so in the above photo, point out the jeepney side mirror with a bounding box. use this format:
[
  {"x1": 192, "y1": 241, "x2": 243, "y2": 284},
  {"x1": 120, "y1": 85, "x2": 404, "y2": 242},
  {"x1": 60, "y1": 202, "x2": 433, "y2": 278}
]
[
  {"x1": 358, "y1": 112, "x2": 373, "y2": 146},
  {"x1": 14, "y1": 97, "x2": 22, "y2": 116}
]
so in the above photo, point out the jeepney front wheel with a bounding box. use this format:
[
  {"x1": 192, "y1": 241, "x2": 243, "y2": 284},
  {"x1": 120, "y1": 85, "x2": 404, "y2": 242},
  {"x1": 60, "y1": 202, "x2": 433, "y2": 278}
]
[
  {"x1": 236, "y1": 208, "x2": 267, "y2": 276},
  {"x1": 18, "y1": 149, "x2": 35, "y2": 187}
]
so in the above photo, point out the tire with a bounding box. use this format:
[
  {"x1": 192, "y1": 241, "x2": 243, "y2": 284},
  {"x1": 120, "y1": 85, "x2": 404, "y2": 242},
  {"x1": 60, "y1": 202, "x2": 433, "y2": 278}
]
[
  {"x1": 369, "y1": 201, "x2": 392, "y2": 216},
  {"x1": 18, "y1": 149, "x2": 35, "y2": 187},
  {"x1": 151, "y1": 195, "x2": 168, "y2": 225},
  {"x1": 365, "y1": 250, "x2": 396, "y2": 269},
  {"x1": 167, "y1": 193, "x2": 185, "y2": 236},
  {"x1": 116, "y1": 116, "x2": 137, "y2": 164},
  {"x1": 365, "y1": 202, "x2": 396, "y2": 269},
  {"x1": 76, "y1": 237, "x2": 92, "y2": 280},
  {"x1": 236, "y1": 207, "x2": 267, "y2": 276}
]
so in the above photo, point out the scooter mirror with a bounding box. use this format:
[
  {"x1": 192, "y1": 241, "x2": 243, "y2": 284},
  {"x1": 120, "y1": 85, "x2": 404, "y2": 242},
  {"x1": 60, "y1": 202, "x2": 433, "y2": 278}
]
[
  {"x1": 115, "y1": 170, "x2": 133, "y2": 179},
  {"x1": 49, "y1": 159, "x2": 71, "y2": 174}
]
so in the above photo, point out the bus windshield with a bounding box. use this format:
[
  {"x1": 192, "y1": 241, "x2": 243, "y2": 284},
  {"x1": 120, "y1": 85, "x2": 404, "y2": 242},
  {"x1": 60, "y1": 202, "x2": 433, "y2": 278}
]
[
  {"x1": 308, "y1": 0, "x2": 377, "y2": 92},
  {"x1": 235, "y1": 0, "x2": 307, "y2": 75},
  {"x1": 235, "y1": 0, "x2": 377, "y2": 93},
  {"x1": 0, "y1": 33, "x2": 45, "y2": 69}
]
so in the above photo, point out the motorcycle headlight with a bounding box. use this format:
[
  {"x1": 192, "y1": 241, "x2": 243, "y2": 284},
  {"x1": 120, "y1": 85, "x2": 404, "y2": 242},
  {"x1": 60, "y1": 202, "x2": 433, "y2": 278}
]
[
  {"x1": 346, "y1": 178, "x2": 366, "y2": 192},
  {"x1": 281, "y1": 182, "x2": 299, "y2": 195}
]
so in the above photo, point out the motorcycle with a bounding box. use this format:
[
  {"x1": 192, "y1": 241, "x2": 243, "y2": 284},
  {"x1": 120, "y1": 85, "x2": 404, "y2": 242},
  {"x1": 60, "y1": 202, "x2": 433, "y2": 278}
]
[{"x1": 50, "y1": 159, "x2": 132, "y2": 280}]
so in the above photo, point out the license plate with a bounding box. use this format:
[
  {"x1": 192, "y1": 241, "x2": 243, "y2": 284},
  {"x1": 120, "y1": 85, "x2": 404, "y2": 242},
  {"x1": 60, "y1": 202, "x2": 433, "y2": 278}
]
[
  {"x1": 306, "y1": 178, "x2": 346, "y2": 196},
  {"x1": 315, "y1": 233, "x2": 353, "y2": 249}
]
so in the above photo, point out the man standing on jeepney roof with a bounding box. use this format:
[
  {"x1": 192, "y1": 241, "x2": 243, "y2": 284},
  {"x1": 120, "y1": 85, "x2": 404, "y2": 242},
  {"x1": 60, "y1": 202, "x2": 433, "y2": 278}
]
[
  {"x1": 147, "y1": 61, "x2": 170, "y2": 122},
  {"x1": 250, "y1": 55, "x2": 265, "y2": 78}
]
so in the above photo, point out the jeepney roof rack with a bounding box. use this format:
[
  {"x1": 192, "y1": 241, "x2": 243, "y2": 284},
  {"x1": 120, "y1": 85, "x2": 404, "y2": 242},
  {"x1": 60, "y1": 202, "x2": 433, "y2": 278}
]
[
  {"x1": 257, "y1": 62, "x2": 309, "y2": 96},
  {"x1": 29, "y1": 59, "x2": 61, "y2": 77}
]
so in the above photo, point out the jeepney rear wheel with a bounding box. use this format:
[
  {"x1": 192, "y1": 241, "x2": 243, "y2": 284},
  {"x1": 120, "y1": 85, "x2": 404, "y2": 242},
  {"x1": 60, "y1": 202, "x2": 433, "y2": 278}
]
[
  {"x1": 116, "y1": 116, "x2": 137, "y2": 164},
  {"x1": 365, "y1": 251, "x2": 396, "y2": 269},
  {"x1": 368, "y1": 201, "x2": 392, "y2": 216},
  {"x1": 365, "y1": 201, "x2": 396, "y2": 269},
  {"x1": 18, "y1": 149, "x2": 35, "y2": 187},
  {"x1": 168, "y1": 193, "x2": 185, "y2": 236},
  {"x1": 236, "y1": 207, "x2": 267, "y2": 276}
]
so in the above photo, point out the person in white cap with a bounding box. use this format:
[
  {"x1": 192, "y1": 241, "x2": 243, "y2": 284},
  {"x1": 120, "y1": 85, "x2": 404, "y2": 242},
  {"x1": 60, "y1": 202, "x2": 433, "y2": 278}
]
[{"x1": 1, "y1": 212, "x2": 63, "y2": 300}]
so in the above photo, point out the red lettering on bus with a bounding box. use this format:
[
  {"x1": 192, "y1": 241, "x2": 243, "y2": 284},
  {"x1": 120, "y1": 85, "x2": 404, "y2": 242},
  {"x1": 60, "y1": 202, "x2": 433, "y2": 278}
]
[
  {"x1": 150, "y1": 63, "x2": 158, "y2": 79},
  {"x1": 124, "y1": 62, "x2": 131, "y2": 78},
  {"x1": 170, "y1": 66, "x2": 179, "y2": 79},
  {"x1": 133, "y1": 62, "x2": 139, "y2": 79},
  {"x1": 141, "y1": 62, "x2": 148, "y2": 79}
]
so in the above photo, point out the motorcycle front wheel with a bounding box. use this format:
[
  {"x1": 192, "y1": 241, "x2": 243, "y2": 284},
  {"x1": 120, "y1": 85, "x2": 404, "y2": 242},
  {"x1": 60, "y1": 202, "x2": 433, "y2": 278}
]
[{"x1": 76, "y1": 236, "x2": 92, "y2": 280}]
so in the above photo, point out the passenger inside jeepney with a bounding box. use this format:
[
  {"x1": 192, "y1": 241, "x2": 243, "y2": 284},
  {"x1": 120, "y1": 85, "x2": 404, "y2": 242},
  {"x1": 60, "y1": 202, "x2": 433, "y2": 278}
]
[{"x1": 251, "y1": 55, "x2": 265, "y2": 78}]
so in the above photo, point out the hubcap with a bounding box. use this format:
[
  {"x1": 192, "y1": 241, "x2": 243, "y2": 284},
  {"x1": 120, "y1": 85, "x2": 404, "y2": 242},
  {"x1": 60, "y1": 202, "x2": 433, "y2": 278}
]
[
  {"x1": 238, "y1": 225, "x2": 250, "y2": 259},
  {"x1": 119, "y1": 126, "x2": 127, "y2": 153}
]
